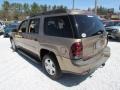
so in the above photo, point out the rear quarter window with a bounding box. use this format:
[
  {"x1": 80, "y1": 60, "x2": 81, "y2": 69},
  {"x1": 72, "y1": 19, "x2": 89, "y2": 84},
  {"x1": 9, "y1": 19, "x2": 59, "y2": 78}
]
[{"x1": 44, "y1": 15, "x2": 73, "y2": 38}]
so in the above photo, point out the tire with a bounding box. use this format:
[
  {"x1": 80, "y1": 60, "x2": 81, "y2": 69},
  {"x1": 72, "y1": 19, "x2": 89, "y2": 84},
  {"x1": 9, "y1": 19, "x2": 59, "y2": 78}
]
[
  {"x1": 11, "y1": 39, "x2": 17, "y2": 51},
  {"x1": 42, "y1": 54, "x2": 62, "y2": 80}
]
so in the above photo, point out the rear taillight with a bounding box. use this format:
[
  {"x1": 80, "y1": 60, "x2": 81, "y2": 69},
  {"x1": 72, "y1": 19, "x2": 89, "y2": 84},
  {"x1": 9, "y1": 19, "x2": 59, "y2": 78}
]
[{"x1": 70, "y1": 42, "x2": 83, "y2": 60}]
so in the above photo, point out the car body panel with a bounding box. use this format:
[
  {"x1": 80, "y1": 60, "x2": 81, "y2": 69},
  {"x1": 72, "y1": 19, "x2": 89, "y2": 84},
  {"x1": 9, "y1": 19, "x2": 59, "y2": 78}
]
[
  {"x1": 11, "y1": 9, "x2": 110, "y2": 75},
  {"x1": 60, "y1": 47, "x2": 110, "y2": 74},
  {"x1": 4, "y1": 23, "x2": 19, "y2": 37},
  {"x1": 81, "y1": 34, "x2": 107, "y2": 60}
]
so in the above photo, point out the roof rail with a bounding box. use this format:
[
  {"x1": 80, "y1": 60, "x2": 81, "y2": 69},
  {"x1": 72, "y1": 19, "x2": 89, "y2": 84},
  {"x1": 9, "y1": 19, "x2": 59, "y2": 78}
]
[
  {"x1": 30, "y1": 9, "x2": 67, "y2": 17},
  {"x1": 30, "y1": 9, "x2": 94, "y2": 17}
]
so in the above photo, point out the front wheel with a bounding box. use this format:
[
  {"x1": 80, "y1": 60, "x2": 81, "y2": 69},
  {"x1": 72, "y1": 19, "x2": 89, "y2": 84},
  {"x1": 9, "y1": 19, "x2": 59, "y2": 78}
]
[{"x1": 42, "y1": 54, "x2": 62, "y2": 80}]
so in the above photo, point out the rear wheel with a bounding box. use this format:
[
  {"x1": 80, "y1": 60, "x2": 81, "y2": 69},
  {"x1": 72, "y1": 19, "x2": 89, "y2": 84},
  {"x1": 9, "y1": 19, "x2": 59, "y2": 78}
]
[
  {"x1": 11, "y1": 39, "x2": 17, "y2": 51},
  {"x1": 42, "y1": 54, "x2": 62, "y2": 80}
]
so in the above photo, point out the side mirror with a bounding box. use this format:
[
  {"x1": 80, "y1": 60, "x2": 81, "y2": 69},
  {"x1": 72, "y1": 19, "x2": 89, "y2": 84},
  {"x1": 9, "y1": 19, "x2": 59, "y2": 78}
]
[{"x1": 12, "y1": 29, "x2": 17, "y2": 32}]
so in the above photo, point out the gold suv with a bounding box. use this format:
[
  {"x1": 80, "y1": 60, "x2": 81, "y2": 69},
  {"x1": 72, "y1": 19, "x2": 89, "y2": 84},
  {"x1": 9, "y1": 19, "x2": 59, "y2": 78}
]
[{"x1": 10, "y1": 9, "x2": 110, "y2": 80}]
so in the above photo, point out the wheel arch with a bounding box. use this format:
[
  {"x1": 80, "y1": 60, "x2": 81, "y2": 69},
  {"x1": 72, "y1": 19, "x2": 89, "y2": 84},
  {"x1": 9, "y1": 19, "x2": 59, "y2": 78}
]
[
  {"x1": 40, "y1": 49, "x2": 58, "y2": 61},
  {"x1": 39, "y1": 46, "x2": 65, "y2": 71}
]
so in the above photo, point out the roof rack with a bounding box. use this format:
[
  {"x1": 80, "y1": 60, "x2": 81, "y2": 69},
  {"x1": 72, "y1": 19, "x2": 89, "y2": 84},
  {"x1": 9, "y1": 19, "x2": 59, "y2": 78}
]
[
  {"x1": 30, "y1": 9, "x2": 94, "y2": 17},
  {"x1": 30, "y1": 9, "x2": 67, "y2": 17}
]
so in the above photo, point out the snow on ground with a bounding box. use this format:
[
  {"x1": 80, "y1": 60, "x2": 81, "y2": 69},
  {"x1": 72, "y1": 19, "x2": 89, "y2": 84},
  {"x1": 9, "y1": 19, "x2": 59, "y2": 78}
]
[{"x1": 0, "y1": 35, "x2": 120, "y2": 90}]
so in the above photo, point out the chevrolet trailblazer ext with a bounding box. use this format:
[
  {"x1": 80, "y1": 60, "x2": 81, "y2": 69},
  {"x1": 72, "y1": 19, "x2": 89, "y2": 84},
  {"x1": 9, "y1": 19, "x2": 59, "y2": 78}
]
[{"x1": 10, "y1": 9, "x2": 110, "y2": 80}]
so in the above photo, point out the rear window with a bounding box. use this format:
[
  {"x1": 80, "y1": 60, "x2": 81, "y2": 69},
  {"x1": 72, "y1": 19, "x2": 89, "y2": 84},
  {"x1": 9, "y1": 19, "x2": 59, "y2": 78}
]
[{"x1": 74, "y1": 15, "x2": 105, "y2": 37}]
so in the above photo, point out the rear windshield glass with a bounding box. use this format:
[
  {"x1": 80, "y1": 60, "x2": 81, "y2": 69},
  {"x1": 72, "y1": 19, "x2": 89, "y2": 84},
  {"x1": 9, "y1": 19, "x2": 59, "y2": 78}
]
[{"x1": 74, "y1": 15, "x2": 105, "y2": 37}]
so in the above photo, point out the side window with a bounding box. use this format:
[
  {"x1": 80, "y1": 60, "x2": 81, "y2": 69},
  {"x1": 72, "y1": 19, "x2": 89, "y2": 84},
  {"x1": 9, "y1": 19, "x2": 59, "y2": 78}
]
[
  {"x1": 28, "y1": 18, "x2": 40, "y2": 34},
  {"x1": 114, "y1": 22, "x2": 119, "y2": 25},
  {"x1": 18, "y1": 20, "x2": 28, "y2": 33},
  {"x1": 44, "y1": 17, "x2": 58, "y2": 36},
  {"x1": 108, "y1": 22, "x2": 114, "y2": 26},
  {"x1": 117, "y1": 23, "x2": 120, "y2": 26},
  {"x1": 44, "y1": 16, "x2": 73, "y2": 38}
]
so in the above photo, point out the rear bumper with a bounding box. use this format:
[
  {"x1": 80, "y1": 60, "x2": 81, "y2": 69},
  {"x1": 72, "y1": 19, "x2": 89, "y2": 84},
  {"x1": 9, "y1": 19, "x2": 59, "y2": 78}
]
[{"x1": 58, "y1": 47, "x2": 110, "y2": 74}]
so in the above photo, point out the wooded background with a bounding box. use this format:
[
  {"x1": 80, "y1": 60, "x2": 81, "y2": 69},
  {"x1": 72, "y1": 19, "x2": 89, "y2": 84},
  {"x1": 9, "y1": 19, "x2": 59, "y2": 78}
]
[{"x1": 0, "y1": 1, "x2": 117, "y2": 21}]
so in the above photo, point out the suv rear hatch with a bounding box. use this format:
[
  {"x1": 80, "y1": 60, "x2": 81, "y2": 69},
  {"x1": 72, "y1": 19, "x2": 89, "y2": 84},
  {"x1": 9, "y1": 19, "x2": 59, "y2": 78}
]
[
  {"x1": 74, "y1": 15, "x2": 107, "y2": 60},
  {"x1": 81, "y1": 34, "x2": 107, "y2": 60}
]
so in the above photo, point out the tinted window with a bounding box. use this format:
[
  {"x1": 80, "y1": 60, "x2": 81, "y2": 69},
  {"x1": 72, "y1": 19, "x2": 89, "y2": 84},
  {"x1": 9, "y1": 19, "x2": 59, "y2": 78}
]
[
  {"x1": 106, "y1": 22, "x2": 114, "y2": 26},
  {"x1": 28, "y1": 18, "x2": 40, "y2": 33},
  {"x1": 8, "y1": 24, "x2": 19, "y2": 29},
  {"x1": 114, "y1": 21, "x2": 120, "y2": 26},
  {"x1": 44, "y1": 16, "x2": 73, "y2": 38},
  {"x1": 116, "y1": 23, "x2": 120, "y2": 26},
  {"x1": 19, "y1": 20, "x2": 28, "y2": 33},
  {"x1": 74, "y1": 15, "x2": 105, "y2": 37},
  {"x1": 104, "y1": 21, "x2": 120, "y2": 27}
]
